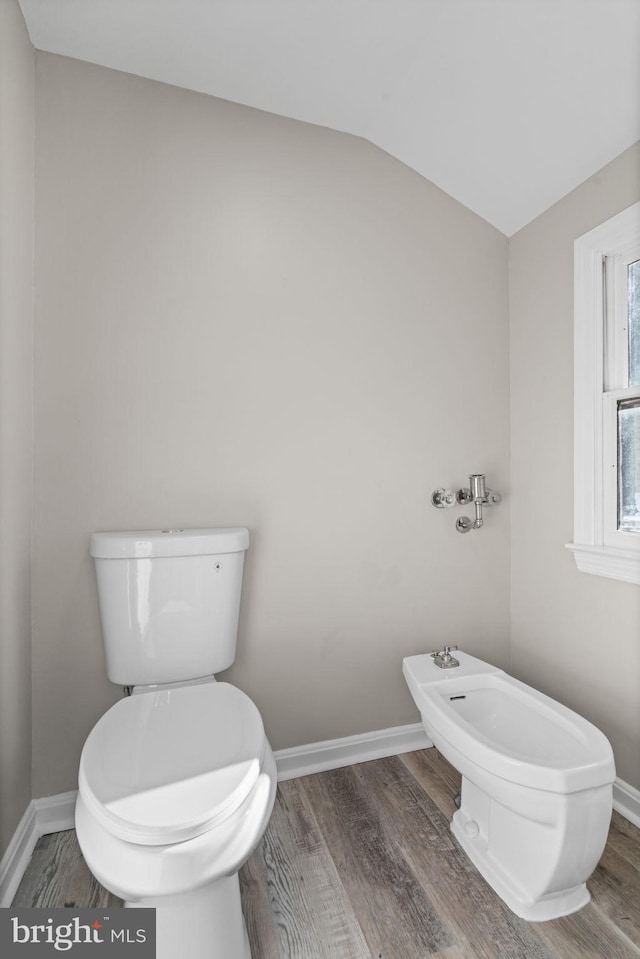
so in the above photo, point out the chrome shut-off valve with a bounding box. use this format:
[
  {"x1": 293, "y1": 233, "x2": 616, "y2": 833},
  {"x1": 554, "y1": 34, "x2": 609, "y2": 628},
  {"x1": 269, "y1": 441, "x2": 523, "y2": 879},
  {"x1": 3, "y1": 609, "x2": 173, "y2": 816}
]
[{"x1": 431, "y1": 473, "x2": 501, "y2": 533}]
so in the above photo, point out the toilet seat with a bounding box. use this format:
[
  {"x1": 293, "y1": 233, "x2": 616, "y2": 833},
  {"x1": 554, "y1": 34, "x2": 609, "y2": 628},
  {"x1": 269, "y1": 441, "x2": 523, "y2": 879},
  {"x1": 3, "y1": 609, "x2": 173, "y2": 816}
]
[{"x1": 79, "y1": 682, "x2": 266, "y2": 846}]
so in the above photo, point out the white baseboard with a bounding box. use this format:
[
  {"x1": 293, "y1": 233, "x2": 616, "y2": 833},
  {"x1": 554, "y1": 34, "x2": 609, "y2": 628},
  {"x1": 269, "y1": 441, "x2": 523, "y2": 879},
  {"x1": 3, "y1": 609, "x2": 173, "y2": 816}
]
[
  {"x1": 0, "y1": 792, "x2": 79, "y2": 907},
  {"x1": 33, "y1": 790, "x2": 78, "y2": 835},
  {"x1": 274, "y1": 722, "x2": 432, "y2": 781},
  {"x1": 1, "y1": 724, "x2": 638, "y2": 908},
  {"x1": 613, "y1": 777, "x2": 640, "y2": 829},
  {"x1": 0, "y1": 802, "x2": 39, "y2": 908}
]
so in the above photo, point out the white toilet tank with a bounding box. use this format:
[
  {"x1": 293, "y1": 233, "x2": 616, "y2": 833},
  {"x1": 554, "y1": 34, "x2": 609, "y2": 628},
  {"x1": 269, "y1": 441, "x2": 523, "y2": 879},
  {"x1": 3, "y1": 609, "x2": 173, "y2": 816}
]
[{"x1": 90, "y1": 528, "x2": 250, "y2": 686}]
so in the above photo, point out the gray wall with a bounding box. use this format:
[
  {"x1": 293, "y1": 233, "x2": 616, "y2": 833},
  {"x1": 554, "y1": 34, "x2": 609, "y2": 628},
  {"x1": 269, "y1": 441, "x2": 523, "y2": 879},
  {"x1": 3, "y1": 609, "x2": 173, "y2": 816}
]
[
  {"x1": 33, "y1": 53, "x2": 510, "y2": 798},
  {"x1": 0, "y1": 0, "x2": 34, "y2": 854},
  {"x1": 11, "y1": 38, "x2": 635, "y2": 821},
  {"x1": 510, "y1": 142, "x2": 640, "y2": 790}
]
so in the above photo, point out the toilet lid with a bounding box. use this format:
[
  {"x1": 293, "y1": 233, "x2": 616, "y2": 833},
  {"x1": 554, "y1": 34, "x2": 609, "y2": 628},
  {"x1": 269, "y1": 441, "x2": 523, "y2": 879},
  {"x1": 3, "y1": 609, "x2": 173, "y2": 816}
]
[{"x1": 79, "y1": 682, "x2": 267, "y2": 845}]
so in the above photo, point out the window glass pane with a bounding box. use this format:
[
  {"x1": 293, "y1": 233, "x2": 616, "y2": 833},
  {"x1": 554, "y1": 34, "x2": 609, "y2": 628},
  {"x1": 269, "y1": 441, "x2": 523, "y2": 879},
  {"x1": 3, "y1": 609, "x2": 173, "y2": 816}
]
[
  {"x1": 618, "y1": 398, "x2": 640, "y2": 531},
  {"x1": 629, "y1": 259, "x2": 640, "y2": 387}
]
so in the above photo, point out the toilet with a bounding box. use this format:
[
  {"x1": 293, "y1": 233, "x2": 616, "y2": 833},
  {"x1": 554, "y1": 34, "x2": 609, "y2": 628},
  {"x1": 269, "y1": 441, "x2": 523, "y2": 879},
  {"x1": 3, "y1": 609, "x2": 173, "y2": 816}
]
[
  {"x1": 403, "y1": 650, "x2": 615, "y2": 921},
  {"x1": 75, "y1": 527, "x2": 277, "y2": 959}
]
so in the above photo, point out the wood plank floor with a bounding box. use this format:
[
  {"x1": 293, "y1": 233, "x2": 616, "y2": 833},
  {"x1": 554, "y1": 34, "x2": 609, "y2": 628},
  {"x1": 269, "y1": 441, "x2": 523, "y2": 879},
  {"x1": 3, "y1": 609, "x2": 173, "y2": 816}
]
[{"x1": 12, "y1": 749, "x2": 640, "y2": 958}]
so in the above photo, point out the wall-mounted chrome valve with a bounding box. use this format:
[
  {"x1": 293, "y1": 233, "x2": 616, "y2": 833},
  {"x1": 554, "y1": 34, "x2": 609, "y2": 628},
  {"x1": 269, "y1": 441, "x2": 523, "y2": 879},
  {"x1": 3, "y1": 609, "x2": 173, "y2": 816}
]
[
  {"x1": 431, "y1": 488, "x2": 456, "y2": 508},
  {"x1": 431, "y1": 473, "x2": 502, "y2": 533},
  {"x1": 455, "y1": 515, "x2": 475, "y2": 533}
]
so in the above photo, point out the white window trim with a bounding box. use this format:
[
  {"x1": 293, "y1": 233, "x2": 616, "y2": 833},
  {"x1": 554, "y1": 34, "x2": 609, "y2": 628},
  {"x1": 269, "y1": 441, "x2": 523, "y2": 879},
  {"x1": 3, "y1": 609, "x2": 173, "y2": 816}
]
[{"x1": 567, "y1": 201, "x2": 640, "y2": 585}]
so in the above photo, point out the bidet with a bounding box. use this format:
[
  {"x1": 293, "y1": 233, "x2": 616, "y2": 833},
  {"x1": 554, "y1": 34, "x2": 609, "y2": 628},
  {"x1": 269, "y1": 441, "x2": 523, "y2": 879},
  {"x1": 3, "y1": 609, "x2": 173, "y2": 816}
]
[{"x1": 403, "y1": 649, "x2": 615, "y2": 920}]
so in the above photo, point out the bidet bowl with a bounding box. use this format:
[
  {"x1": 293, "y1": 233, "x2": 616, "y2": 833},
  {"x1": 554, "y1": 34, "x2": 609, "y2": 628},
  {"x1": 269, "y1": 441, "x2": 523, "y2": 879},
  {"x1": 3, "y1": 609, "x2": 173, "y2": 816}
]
[{"x1": 409, "y1": 668, "x2": 615, "y2": 793}]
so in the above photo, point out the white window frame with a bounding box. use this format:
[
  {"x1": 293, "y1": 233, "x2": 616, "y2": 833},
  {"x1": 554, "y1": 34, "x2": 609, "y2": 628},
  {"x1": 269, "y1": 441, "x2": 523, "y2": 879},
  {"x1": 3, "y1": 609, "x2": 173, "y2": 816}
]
[{"x1": 568, "y1": 201, "x2": 640, "y2": 585}]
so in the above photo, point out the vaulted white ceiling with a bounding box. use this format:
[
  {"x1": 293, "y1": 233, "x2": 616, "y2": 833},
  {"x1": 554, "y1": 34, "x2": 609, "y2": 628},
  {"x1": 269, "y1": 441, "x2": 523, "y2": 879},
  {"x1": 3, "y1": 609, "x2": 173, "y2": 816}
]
[{"x1": 18, "y1": 0, "x2": 640, "y2": 235}]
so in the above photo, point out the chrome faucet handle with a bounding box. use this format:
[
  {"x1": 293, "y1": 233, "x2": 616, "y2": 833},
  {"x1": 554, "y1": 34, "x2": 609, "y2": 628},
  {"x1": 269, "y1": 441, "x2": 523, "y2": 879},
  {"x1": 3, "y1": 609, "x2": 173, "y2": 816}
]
[{"x1": 429, "y1": 645, "x2": 460, "y2": 668}]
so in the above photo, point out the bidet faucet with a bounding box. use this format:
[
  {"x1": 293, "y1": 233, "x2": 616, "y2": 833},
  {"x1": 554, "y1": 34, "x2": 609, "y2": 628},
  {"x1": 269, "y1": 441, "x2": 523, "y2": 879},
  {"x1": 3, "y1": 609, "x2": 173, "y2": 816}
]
[{"x1": 429, "y1": 645, "x2": 459, "y2": 669}]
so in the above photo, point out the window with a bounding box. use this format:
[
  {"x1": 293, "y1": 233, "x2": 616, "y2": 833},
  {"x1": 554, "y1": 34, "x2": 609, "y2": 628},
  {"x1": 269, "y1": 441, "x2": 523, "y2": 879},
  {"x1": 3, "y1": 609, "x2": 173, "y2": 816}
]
[
  {"x1": 618, "y1": 398, "x2": 640, "y2": 531},
  {"x1": 569, "y1": 201, "x2": 640, "y2": 584}
]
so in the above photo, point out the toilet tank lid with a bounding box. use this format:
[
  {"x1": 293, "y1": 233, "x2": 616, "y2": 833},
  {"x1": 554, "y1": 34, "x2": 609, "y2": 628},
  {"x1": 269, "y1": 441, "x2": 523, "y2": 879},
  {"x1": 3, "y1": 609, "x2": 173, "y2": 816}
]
[{"x1": 90, "y1": 527, "x2": 250, "y2": 559}]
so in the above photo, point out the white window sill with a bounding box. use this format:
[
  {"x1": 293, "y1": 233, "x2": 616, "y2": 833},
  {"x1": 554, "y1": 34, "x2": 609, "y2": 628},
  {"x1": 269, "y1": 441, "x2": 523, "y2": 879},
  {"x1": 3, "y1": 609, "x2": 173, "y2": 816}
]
[{"x1": 566, "y1": 543, "x2": 640, "y2": 585}]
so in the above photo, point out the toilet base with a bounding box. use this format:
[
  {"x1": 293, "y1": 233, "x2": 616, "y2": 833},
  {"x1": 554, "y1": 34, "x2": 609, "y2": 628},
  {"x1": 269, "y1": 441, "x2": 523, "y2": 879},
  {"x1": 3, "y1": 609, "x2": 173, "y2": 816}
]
[{"x1": 126, "y1": 874, "x2": 252, "y2": 959}]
